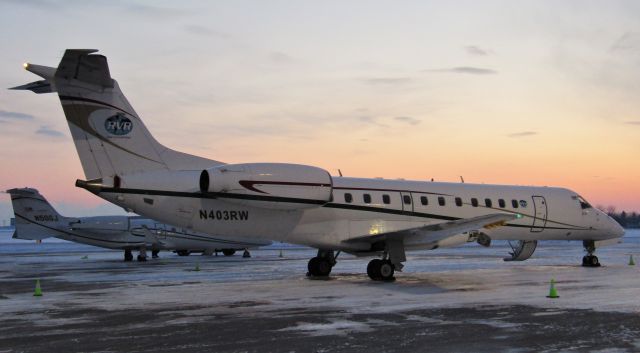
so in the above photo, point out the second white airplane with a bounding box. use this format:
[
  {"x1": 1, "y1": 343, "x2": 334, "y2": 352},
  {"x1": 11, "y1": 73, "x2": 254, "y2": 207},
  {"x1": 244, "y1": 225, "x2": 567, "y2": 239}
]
[
  {"x1": 8, "y1": 187, "x2": 270, "y2": 261},
  {"x1": 13, "y1": 49, "x2": 625, "y2": 280}
]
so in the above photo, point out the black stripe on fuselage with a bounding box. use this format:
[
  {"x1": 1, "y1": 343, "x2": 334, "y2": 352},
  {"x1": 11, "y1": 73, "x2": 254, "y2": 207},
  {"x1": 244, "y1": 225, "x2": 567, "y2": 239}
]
[
  {"x1": 132, "y1": 228, "x2": 265, "y2": 247},
  {"x1": 59, "y1": 95, "x2": 138, "y2": 119},
  {"x1": 88, "y1": 186, "x2": 589, "y2": 231}
]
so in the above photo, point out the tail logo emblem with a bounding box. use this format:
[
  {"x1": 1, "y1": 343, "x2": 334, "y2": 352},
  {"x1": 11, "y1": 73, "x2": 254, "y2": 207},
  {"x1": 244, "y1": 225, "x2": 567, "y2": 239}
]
[{"x1": 105, "y1": 113, "x2": 133, "y2": 136}]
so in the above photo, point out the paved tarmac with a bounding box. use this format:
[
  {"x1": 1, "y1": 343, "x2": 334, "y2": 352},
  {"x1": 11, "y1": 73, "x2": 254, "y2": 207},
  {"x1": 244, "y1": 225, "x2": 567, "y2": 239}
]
[{"x1": 1, "y1": 231, "x2": 640, "y2": 352}]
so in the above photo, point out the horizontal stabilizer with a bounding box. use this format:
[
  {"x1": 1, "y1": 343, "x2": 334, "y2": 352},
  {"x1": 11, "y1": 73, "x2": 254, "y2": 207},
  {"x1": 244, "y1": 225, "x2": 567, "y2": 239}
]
[
  {"x1": 10, "y1": 80, "x2": 55, "y2": 94},
  {"x1": 10, "y1": 63, "x2": 57, "y2": 93},
  {"x1": 24, "y1": 63, "x2": 56, "y2": 80}
]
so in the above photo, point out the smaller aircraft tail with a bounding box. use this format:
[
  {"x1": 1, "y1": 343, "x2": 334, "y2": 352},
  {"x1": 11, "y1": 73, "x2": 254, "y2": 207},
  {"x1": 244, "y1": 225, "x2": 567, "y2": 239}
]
[{"x1": 7, "y1": 188, "x2": 73, "y2": 240}]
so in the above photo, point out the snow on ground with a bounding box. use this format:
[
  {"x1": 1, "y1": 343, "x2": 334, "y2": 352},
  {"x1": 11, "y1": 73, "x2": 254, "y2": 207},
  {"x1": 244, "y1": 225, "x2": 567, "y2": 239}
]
[
  {"x1": 1, "y1": 230, "x2": 639, "y2": 316},
  {"x1": 1, "y1": 229, "x2": 640, "y2": 352}
]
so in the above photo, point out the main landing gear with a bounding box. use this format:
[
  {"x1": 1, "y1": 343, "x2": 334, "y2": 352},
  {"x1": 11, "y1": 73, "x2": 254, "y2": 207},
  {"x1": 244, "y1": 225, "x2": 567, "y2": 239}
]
[
  {"x1": 222, "y1": 249, "x2": 236, "y2": 256},
  {"x1": 307, "y1": 250, "x2": 337, "y2": 277},
  {"x1": 367, "y1": 239, "x2": 405, "y2": 281},
  {"x1": 137, "y1": 248, "x2": 148, "y2": 262},
  {"x1": 582, "y1": 240, "x2": 601, "y2": 267},
  {"x1": 367, "y1": 258, "x2": 395, "y2": 281},
  {"x1": 152, "y1": 250, "x2": 160, "y2": 259},
  {"x1": 124, "y1": 249, "x2": 133, "y2": 262}
]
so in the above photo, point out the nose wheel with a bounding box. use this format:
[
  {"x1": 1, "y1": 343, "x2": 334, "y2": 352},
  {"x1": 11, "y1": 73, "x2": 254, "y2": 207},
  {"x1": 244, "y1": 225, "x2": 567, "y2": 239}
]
[
  {"x1": 582, "y1": 255, "x2": 600, "y2": 267},
  {"x1": 582, "y1": 240, "x2": 601, "y2": 267}
]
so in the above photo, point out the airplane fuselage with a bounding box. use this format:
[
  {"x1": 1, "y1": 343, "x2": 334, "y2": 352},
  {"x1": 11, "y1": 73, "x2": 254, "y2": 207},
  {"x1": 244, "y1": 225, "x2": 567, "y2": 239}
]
[{"x1": 92, "y1": 176, "x2": 621, "y2": 253}]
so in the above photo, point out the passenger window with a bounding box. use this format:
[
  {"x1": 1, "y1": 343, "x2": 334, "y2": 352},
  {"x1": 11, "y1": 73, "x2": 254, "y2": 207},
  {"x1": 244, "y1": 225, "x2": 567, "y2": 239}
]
[
  {"x1": 455, "y1": 197, "x2": 462, "y2": 207},
  {"x1": 363, "y1": 194, "x2": 371, "y2": 204},
  {"x1": 485, "y1": 198, "x2": 492, "y2": 207},
  {"x1": 345, "y1": 193, "x2": 353, "y2": 203},
  {"x1": 519, "y1": 200, "x2": 528, "y2": 208},
  {"x1": 438, "y1": 196, "x2": 445, "y2": 206},
  {"x1": 382, "y1": 194, "x2": 390, "y2": 204},
  {"x1": 403, "y1": 195, "x2": 412, "y2": 205},
  {"x1": 512, "y1": 199, "x2": 519, "y2": 208},
  {"x1": 471, "y1": 198, "x2": 478, "y2": 207},
  {"x1": 498, "y1": 199, "x2": 506, "y2": 208},
  {"x1": 420, "y1": 196, "x2": 428, "y2": 205}
]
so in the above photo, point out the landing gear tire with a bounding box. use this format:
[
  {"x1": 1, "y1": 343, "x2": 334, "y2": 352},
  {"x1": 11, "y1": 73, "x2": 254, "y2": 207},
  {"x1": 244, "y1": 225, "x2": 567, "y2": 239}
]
[
  {"x1": 308, "y1": 257, "x2": 332, "y2": 277},
  {"x1": 367, "y1": 259, "x2": 383, "y2": 279},
  {"x1": 176, "y1": 250, "x2": 190, "y2": 257},
  {"x1": 124, "y1": 250, "x2": 133, "y2": 262},
  {"x1": 583, "y1": 255, "x2": 601, "y2": 267},
  {"x1": 222, "y1": 249, "x2": 236, "y2": 256},
  {"x1": 137, "y1": 254, "x2": 147, "y2": 262},
  {"x1": 367, "y1": 259, "x2": 395, "y2": 281},
  {"x1": 582, "y1": 241, "x2": 601, "y2": 267},
  {"x1": 152, "y1": 250, "x2": 159, "y2": 259}
]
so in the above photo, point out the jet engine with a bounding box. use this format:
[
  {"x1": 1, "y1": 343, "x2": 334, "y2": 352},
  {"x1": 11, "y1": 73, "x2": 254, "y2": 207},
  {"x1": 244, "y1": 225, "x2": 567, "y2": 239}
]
[
  {"x1": 199, "y1": 163, "x2": 333, "y2": 210},
  {"x1": 70, "y1": 216, "x2": 129, "y2": 235},
  {"x1": 503, "y1": 240, "x2": 538, "y2": 261}
]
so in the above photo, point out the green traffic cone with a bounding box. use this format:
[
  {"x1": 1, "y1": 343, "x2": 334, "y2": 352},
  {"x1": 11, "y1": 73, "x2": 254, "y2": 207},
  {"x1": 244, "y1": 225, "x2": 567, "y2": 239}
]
[
  {"x1": 546, "y1": 278, "x2": 559, "y2": 299},
  {"x1": 629, "y1": 255, "x2": 635, "y2": 266},
  {"x1": 81, "y1": 255, "x2": 88, "y2": 260},
  {"x1": 33, "y1": 279, "x2": 43, "y2": 297},
  {"x1": 279, "y1": 249, "x2": 283, "y2": 258},
  {"x1": 194, "y1": 262, "x2": 200, "y2": 272}
]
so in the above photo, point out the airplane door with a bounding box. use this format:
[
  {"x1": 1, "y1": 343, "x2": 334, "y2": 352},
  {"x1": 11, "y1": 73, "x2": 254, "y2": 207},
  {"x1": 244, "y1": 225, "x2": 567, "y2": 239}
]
[
  {"x1": 401, "y1": 192, "x2": 414, "y2": 213},
  {"x1": 530, "y1": 196, "x2": 548, "y2": 232}
]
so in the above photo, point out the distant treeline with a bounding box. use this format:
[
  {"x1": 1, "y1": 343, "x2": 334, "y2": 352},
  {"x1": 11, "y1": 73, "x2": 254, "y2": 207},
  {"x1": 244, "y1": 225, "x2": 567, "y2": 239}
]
[{"x1": 606, "y1": 211, "x2": 640, "y2": 229}]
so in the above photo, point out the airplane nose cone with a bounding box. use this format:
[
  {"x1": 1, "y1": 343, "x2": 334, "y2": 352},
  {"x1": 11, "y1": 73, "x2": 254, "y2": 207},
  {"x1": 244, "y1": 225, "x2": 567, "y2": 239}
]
[{"x1": 613, "y1": 221, "x2": 625, "y2": 238}]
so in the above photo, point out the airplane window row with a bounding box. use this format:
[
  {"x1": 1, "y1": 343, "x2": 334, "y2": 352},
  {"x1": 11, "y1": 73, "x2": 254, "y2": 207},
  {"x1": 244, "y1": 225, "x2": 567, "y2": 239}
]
[{"x1": 342, "y1": 192, "x2": 528, "y2": 209}]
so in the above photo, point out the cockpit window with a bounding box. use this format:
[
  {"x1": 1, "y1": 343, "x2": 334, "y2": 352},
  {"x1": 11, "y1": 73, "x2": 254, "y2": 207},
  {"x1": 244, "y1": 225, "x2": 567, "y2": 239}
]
[{"x1": 576, "y1": 195, "x2": 592, "y2": 209}]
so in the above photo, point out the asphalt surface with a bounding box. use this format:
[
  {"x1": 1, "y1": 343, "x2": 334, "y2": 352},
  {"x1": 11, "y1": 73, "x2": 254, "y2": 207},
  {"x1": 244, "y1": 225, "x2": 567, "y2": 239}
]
[{"x1": 1, "y1": 232, "x2": 640, "y2": 352}]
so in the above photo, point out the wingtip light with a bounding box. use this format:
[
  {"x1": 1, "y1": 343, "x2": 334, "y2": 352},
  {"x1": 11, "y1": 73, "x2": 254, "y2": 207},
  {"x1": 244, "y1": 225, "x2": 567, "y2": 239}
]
[{"x1": 23, "y1": 62, "x2": 29, "y2": 69}]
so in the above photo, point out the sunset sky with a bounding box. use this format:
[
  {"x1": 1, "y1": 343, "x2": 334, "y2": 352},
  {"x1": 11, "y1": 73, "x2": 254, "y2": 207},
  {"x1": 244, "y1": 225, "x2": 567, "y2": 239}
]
[{"x1": 1, "y1": 0, "x2": 639, "y2": 222}]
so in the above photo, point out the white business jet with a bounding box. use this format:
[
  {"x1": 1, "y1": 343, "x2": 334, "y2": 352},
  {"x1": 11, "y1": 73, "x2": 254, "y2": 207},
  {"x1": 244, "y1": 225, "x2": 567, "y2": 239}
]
[
  {"x1": 8, "y1": 187, "x2": 270, "y2": 261},
  {"x1": 12, "y1": 49, "x2": 624, "y2": 280}
]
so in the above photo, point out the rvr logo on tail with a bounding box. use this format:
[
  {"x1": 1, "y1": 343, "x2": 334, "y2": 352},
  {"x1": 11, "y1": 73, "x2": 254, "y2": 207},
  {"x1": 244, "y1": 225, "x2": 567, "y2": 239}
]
[{"x1": 105, "y1": 113, "x2": 133, "y2": 136}]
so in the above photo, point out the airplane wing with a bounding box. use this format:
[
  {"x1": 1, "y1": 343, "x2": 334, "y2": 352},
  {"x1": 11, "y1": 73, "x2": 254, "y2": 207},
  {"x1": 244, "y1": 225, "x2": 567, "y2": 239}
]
[
  {"x1": 130, "y1": 226, "x2": 165, "y2": 246},
  {"x1": 344, "y1": 213, "x2": 519, "y2": 249}
]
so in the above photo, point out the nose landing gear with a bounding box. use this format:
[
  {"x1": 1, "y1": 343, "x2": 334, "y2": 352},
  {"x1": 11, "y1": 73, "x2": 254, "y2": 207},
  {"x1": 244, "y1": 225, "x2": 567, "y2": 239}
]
[{"x1": 582, "y1": 240, "x2": 601, "y2": 267}]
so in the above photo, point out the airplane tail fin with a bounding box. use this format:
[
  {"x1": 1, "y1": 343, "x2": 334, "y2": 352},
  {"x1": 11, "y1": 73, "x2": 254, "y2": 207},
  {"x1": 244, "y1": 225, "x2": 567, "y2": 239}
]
[
  {"x1": 12, "y1": 49, "x2": 221, "y2": 186},
  {"x1": 7, "y1": 188, "x2": 71, "y2": 240}
]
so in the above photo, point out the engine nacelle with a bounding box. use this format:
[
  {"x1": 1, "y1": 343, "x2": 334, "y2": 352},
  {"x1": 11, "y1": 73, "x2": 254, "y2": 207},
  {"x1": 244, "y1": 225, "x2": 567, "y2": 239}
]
[
  {"x1": 70, "y1": 216, "x2": 130, "y2": 234},
  {"x1": 199, "y1": 163, "x2": 333, "y2": 210}
]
